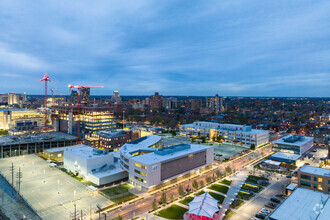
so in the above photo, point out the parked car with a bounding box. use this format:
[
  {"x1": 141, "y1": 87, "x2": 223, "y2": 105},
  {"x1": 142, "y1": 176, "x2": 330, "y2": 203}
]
[
  {"x1": 305, "y1": 163, "x2": 310, "y2": 165},
  {"x1": 260, "y1": 208, "x2": 271, "y2": 215},
  {"x1": 270, "y1": 198, "x2": 281, "y2": 203},
  {"x1": 265, "y1": 202, "x2": 277, "y2": 209},
  {"x1": 255, "y1": 213, "x2": 266, "y2": 219},
  {"x1": 286, "y1": 175, "x2": 292, "y2": 178}
]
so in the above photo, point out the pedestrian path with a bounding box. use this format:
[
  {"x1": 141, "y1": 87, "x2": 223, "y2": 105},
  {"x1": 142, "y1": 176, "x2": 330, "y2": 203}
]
[{"x1": 218, "y1": 171, "x2": 248, "y2": 218}]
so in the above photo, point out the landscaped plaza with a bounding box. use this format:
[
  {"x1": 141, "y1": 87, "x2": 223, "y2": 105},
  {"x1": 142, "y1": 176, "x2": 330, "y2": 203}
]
[{"x1": 0, "y1": 154, "x2": 112, "y2": 220}]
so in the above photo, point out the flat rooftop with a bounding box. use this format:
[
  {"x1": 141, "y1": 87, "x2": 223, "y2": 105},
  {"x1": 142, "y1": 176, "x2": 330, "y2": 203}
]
[
  {"x1": 269, "y1": 151, "x2": 301, "y2": 162},
  {"x1": 269, "y1": 187, "x2": 330, "y2": 220},
  {"x1": 0, "y1": 132, "x2": 77, "y2": 145},
  {"x1": 44, "y1": 144, "x2": 85, "y2": 153},
  {"x1": 299, "y1": 165, "x2": 330, "y2": 177},
  {"x1": 0, "y1": 108, "x2": 34, "y2": 112},
  {"x1": 65, "y1": 145, "x2": 110, "y2": 160},
  {"x1": 272, "y1": 135, "x2": 314, "y2": 146},
  {"x1": 133, "y1": 144, "x2": 212, "y2": 165}
]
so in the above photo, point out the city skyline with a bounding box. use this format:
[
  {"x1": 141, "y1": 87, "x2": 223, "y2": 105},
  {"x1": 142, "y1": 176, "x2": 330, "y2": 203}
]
[{"x1": 0, "y1": 1, "x2": 330, "y2": 97}]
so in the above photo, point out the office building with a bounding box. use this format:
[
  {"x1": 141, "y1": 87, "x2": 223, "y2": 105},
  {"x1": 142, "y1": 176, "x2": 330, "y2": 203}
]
[
  {"x1": 150, "y1": 92, "x2": 163, "y2": 110},
  {"x1": 298, "y1": 165, "x2": 330, "y2": 194},
  {"x1": 53, "y1": 106, "x2": 116, "y2": 135},
  {"x1": 0, "y1": 132, "x2": 77, "y2": 158},
  {"x1": 0, "y1": 93, "x2": 26, "y2": 105},
  {"x1": 64, "y1": 145, "x2": 127, "y2": 185},
  {"x1": 120, "y1": 135, "x2": 214, "y2": 191},
  {"x1": 110, "y1": 90, "x2": 122, "y2": 104},
  {"x1": 179, "y1": 121, "x2": 269, "y2": 147},
  {"x1": 164, "y1": 97, "x2": 178, "y2": 109},
  {"x1": 268, "y1": 187, "x2": 330, "y2": 220},
  {"x1": 0, "y1": 108, "x2": 44, "y2": 132},
  {"x1": 272, "y1": 135, "x2": 314, "y2": 155},
  {"x1": 84, "y1": 129, "x2": 140, "y2": 151}
]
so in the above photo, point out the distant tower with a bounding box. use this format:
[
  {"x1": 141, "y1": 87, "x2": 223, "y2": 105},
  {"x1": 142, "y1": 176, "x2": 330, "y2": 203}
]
[
  {"x1": 110, "y1": 90, "x2": 122, "y2": 104},
  {"x1": 80, "y1": 88, "x2": 90, "y2": 105}
]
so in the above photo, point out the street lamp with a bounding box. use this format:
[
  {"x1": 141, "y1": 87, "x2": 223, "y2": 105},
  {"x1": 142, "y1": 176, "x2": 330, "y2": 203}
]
[{"x1": 58, "y1": 179, "x2": 60, "y2": 194}]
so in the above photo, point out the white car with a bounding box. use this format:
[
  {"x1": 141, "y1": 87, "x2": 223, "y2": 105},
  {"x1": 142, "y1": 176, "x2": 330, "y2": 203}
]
[{"x1": 260, "y1": 208, "x2": 271, "y2": 215}]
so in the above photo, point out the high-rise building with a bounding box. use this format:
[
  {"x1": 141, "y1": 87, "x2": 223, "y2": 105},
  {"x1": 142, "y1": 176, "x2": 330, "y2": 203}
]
[
  {"x1": 110, "y1": 90, "x2": 122, "y2": 104},
  {"x1": 164, "y1": 97, "x2": 177, "y2": 109},
  {"x1": 206, "y1": 94, "x2": 223, "y2": 114},
  {"x1": 80, "y1": 88, "x2": 90, "y2": 105},
  {"x1": 69, "y1": 90, "x2": 78, "y2": 105},
  {"x1": 191, "y1": 99, "x2": 202, "y2": 113},
  {"x1": 150, "y1": 92, "x2": 163, "y2": 110}
]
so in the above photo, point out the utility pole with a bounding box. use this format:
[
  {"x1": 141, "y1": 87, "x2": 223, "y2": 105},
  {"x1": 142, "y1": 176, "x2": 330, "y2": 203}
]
[
  {"x1": 16, "y1": 167, "x2": 22, "y2": 201},
  {"x1": 9, "y1": 163, "x2": 15, "y2": 196}
]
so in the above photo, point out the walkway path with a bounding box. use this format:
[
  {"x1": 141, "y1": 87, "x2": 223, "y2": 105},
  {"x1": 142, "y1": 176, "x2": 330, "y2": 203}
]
[{"x1": 218, "y1": 171, "x2": 248, "y2": 219}]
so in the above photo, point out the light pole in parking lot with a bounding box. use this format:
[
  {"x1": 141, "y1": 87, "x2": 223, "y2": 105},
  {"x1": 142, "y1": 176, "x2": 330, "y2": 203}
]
[{"x1": 57, "y1": 179, "x2": 60, "y2": 194}]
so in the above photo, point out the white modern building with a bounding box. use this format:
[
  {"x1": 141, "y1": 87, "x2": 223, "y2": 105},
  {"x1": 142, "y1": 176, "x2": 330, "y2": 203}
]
[
  {"x1": 272, "y1": 135, "x2": 314, "y2": 155},
  {"x1": 179, "y1": 121, "x2": 269, "y2": 147},
  {"x1": 120, "y1": 135, "x2": 214, "y2": 191},
  {"x1": 64, "y1": 144, "x2": 127, "y2": 185},
  {"x1": 269, "y1": 187, "x2": 330, "y2": 220}
]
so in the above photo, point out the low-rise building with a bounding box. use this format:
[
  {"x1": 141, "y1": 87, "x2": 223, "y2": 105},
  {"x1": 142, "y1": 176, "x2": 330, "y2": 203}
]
[
  {"x1": 179, "y1": 121, "x2": 269, "y2": 147},
  {"x1": 84, "y1": 129, "x2": 140, "y2": 151},
  {"x1": 298, "y1": 165, "x2": 330, "y2": 194},
  {"x1": 272, "y1": 135, "x2": 314, "y2": 155},
  {"x1": 0, "y1": 108, "x2": 44, "y2": 132},
  {"x1": 0, "y1": 132, "x2": 77, "y2": 158},
  {"x1": 120, "y1": 135, "x2": 213, "y2": 191},
  {"x1": 64, "y1": 145, "x2": 127, "y2": 185}
]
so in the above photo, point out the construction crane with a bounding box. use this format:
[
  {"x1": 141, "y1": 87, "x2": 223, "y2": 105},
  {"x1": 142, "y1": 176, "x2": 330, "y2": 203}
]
[
  {"x1": 68, "y1": 85, "x2": 103, "y2": 142},
  {"x1": 40, "y1": 73, "x2": 50, "y2": 132}
]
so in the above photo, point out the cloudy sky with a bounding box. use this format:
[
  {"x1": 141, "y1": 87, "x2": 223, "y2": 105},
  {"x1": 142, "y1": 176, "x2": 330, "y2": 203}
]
[{"x1": 0, "y1": 0, "x2": 329, "y2": 97}]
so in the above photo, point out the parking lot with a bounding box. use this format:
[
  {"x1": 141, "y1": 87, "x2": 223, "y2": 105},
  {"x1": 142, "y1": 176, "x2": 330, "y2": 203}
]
[{"x1": 0, "y1": 155, "x2": 112, "y2": 220}]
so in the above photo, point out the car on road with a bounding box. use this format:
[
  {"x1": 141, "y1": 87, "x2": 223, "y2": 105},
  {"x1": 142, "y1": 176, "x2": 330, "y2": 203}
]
[
  {"x1": 286, "y1": 175, "x2": 292, "y2": 178},
  {"x1": 270, "y1": 197, "x2": 281, "y2": 203},
  {"x1": 313, "y1": 149, "x2": 317, "y2": 152},
  {"x1": 255, "y1": 213, "x2": 266, "y2": 219},
  {"x1": 305, "y1": 163, "x2": 310, "y2": 165}
]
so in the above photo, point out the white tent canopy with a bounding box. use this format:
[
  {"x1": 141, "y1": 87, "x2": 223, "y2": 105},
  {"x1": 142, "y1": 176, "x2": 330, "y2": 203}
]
[{"x1": 187, "y1": 192, "x2": 220, "y2": 218}]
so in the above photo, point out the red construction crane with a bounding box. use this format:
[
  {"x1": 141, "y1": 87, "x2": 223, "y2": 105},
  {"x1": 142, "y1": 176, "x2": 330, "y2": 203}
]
[
  {"x1": 40, "y1": 73, "x2": 50, "y2": 132},
  {"x1": 68, "y1": 84, "x2": 104, "y2": 142}
]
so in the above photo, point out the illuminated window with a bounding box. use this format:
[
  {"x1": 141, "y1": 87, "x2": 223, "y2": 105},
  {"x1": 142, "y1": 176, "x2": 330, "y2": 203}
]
[
  {"x1": 134, "y1": 163, "x2": 146, "y2": 169},
  {"x1": 318, "y1": 178, "x2": 323, "y2": 182},
  {"x1": 318, "y1": 185, "x2": 323, "y2": 191}
]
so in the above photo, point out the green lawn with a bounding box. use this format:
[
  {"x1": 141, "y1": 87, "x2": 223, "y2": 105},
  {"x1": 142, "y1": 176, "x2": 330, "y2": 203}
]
[
  {"x1": 237, "y1": 191, "x2": 254, "y2": 200},
  {"x1": 208, "y1": 184, "x2": 229, "y2": 194},
  {"x1": 158, "y1": 204, "x2": 188, "y2": 219},
  {"x1": 101, "y1": 184, "x2": 138, "y2": 204},
  {"x1": 242, "y1": 184, "x2": 263, "y2": 193},
  {"x1": 0, "y1": 130, "x2": 8, "y2": 136},
  {"x1": 179, "y1": 196, "x2": 194, "y2": 206},
  {"x1": 194, "y1": 190, "x2": 205, "y2": 196},
  {"x1": 246, "y1": 175, "x2": 269, "y2": 185},
  {"x1": 220, "y1": 179, "x2": 232, "y2": 186},
  {"x1": 209, "y1": 192, "x2": 225, "y2": 204},
  {"x1": 230, "y1": 199, "x2": 244, "y2": 209}
]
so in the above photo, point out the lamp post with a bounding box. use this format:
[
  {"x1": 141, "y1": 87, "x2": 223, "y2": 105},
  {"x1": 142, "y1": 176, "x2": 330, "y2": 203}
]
[{"x1": 57, "y1": 179, "x2": 60, "y2": 194}]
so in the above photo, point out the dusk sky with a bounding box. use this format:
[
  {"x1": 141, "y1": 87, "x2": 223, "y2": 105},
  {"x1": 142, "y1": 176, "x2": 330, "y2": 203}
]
[{"x1": 0, "y1": 1, "x2": 329, "y2": 97}]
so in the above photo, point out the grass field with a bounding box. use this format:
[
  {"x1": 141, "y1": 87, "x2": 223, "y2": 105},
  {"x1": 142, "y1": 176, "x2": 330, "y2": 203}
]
[
  {"x1": 101, "y1": 184, "x2": 138, "y2": 204},
  {"x1": 220, "y1": 179, "x2": 232, "y2": 186},
  {"x1": 230, "y1": 199, "x2": 244, "y2": 209},
  {"x1": 179, "y1": 196, "x2": 194, "y2": 206},
  {"x1": 237, "y1": 191, "x2": 254, "y2": 200},
  {"x1": 209, "y1": 192, "x2": 225, "y2": 204},
  {"x1": 158, "y1": 204, "x2": 188, "y2": 219},
  {"x1": 208, "y1": 184, "x2": 229, "y2": 194},
  {"x1": 194, "y1": 190, "x2": 205, "y2": 196}
]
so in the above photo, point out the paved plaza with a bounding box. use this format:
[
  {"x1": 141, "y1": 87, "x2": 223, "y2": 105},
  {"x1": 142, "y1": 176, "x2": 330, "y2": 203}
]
[{"x1": 0, "y1": 155, "x2": 112, "y2": 220}]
